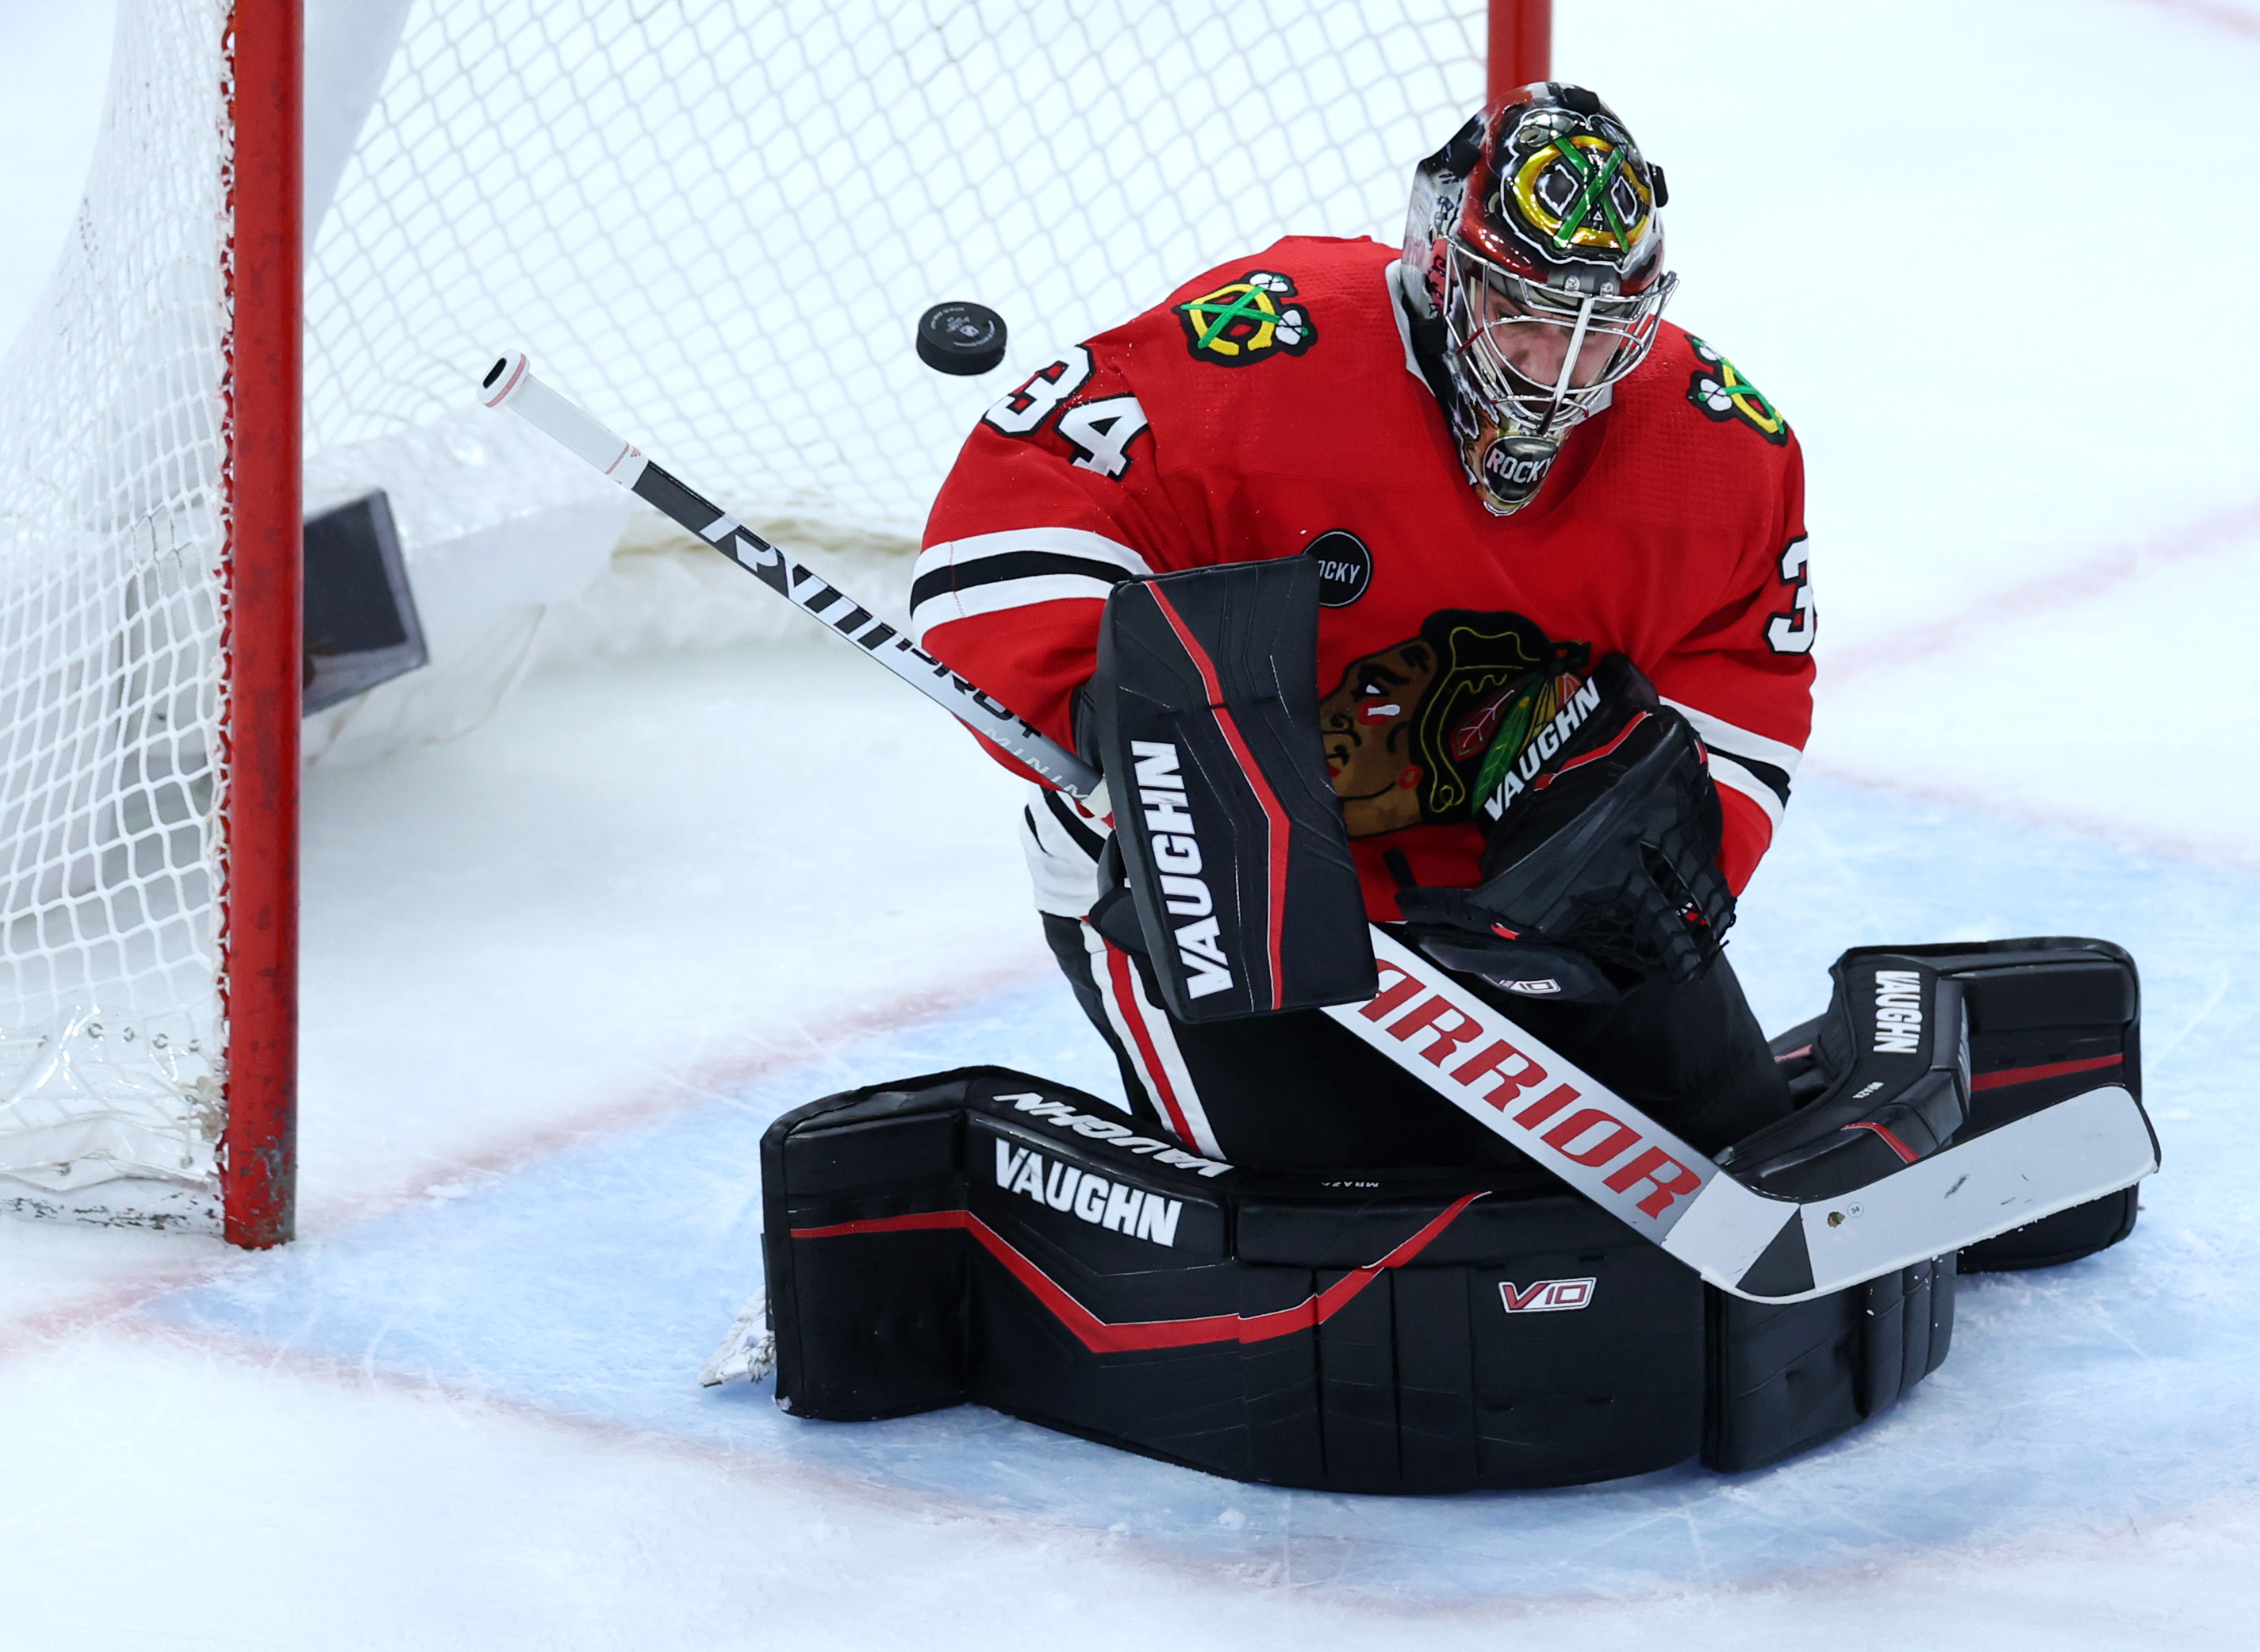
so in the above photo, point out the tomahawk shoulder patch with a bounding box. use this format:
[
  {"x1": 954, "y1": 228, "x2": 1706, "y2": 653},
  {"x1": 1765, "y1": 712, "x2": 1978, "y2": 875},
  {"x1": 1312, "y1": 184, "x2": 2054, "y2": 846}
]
[{"x1": 1174, "y1": 270, "x2": 1316, "y2": 366}]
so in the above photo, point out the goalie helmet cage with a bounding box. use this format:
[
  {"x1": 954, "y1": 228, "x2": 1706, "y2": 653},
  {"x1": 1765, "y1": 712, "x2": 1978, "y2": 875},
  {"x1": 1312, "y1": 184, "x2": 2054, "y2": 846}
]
[{"x1": 0, "y1": 0, "x2": 1543, "y2": 1244}]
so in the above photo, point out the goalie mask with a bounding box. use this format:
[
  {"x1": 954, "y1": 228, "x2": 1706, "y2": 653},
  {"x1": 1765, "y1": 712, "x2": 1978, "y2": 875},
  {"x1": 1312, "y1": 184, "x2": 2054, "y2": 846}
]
[{"x1": 1402, "y1": 85, "x2": 1678, "y2": 516}]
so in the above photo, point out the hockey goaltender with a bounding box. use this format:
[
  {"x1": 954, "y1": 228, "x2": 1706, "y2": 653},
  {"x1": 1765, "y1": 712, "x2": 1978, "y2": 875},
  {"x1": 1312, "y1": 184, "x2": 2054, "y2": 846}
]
[{"x1": 732, "y1": 86, "x2": 2158, "y2": 1492}]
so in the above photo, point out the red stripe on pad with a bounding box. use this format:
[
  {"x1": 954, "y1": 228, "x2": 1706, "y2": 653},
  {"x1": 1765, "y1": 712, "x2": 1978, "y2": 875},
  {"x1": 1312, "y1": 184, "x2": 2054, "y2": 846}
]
[
  {"x1": 789, "y1": 1194, "x2": 1485, "y2": 1354},
  {"x1": 1144, "y1": 585, "x2": 1291, "y2": 1010},
  {"x1": 1970, "y1": 1052, "x2": 2124, "y2": 1093},
  {"x1": 1840, "y1": 1120, "x2": 1919, "y2": 1163},
  {"x1": 1550, "y1": 710, "x2": 1650, "y2": 778},
  {"x1": 1105, "y1": 941, "x2": 1199, "y2": 1148}
]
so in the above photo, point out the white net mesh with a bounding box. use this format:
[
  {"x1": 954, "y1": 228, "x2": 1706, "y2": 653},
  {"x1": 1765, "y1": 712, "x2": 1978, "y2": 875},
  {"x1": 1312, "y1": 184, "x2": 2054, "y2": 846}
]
[
  {"x1": 0, "y1": 0, "x2": 230, "y2": 1222},
  {"x1": 0, "y1": 0, "x2": 1480, "y2": 1224},
  {"x1": 306, "y1": 0, "x2": 1483, "y2": 531}
]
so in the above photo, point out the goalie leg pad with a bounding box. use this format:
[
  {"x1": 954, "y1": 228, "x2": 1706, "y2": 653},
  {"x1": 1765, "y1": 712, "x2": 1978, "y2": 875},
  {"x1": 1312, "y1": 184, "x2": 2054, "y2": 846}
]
[
  {"x1": 760, "y1": 1067, "x2": 1956, "y2": 1489},
  {"x1": 1048, "y1": 910, "x2": 1790, "y2": 1167},
  {"x1": 1908, "y1": 938, "x2": 2146, "y2": 1271},
  {"x1": 1705, "y1": 1253, "x2": 1955, "y2": 1474}
]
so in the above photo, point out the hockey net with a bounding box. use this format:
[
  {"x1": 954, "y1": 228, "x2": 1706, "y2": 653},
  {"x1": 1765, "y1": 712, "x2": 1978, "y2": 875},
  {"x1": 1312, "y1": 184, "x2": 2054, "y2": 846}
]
[{"x1": 0, "y1": 0, "x2": 1482, "y2": 1238}]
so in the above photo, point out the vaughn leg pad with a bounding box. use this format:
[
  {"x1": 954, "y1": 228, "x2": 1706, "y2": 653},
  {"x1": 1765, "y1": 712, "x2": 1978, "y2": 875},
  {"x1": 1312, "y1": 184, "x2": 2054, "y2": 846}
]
[
  {"x1": 761, "y1": 1067, "x2": 1955, "y2": 1489},
  {"x1": 1705, "y1": 1256, "x2": 1955, "y2": 1473}
]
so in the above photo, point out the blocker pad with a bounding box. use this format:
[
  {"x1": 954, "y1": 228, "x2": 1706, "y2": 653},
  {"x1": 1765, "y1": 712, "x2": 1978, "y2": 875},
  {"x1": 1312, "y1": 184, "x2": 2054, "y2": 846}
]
[{"x1": 1091, "y1": 559, "x2": 1374, "y2": 1021}]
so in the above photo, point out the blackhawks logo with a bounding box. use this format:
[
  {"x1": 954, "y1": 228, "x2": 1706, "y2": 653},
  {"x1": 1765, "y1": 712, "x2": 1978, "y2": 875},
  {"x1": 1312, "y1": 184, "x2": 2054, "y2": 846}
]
[
  {"x1": 1504, "y1": 117, "x2": 1657, "y2": 257},
  {"x1": 1173, "y1": 270, "x2": 1315, "y2": 366},
  {"x1": 1318, "y1": 610, "x2": 1590, "y2": 837},
  {"x1": 1687, "y1": 335, "x2": 1788, "y2": 445}
]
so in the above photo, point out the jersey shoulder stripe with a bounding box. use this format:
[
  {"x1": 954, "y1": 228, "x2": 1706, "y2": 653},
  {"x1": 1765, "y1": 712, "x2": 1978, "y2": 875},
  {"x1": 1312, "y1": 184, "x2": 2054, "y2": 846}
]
[
  {"x1": 1663, "y1": 697, "x2": 1804, "y2": 791},
  {"x1": 910, "y1": 526, "x2": 1154, "y2": 642},
  {"x1": 1706, "y1": 753, "x2": 1787, "y2": 831}
]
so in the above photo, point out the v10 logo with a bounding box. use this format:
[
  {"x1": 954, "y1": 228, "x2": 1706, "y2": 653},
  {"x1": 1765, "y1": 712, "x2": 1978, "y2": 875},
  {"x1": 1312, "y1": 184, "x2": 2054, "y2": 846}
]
[{"x1": 1498, "y1": 1277, "x2": 1597, "y2": 1314}]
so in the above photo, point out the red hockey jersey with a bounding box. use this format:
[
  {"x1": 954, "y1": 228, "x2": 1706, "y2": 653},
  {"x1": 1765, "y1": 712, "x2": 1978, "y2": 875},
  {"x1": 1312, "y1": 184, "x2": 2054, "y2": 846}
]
[{"x1": 915, "y1": 236, "x2": 1814, "y2": 922}]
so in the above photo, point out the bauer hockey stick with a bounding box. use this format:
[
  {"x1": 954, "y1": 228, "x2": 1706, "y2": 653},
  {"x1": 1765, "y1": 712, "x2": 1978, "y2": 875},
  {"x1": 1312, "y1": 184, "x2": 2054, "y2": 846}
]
[{"x1": 480, "y1": 352, "x2": 2158, "y2": 1303}]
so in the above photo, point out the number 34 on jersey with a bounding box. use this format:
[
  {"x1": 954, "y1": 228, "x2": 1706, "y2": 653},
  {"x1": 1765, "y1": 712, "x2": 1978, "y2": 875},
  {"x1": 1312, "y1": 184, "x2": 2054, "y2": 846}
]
[{"x1": 983, "y1": 346, "x2": 1152, "y2": 481}]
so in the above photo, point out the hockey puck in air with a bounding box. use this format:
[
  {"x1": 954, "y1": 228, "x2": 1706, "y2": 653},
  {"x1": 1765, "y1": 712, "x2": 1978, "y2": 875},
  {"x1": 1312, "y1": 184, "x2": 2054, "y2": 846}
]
[{"x1": 916, "y1": 301, "x2": 1008, "y2": 375}]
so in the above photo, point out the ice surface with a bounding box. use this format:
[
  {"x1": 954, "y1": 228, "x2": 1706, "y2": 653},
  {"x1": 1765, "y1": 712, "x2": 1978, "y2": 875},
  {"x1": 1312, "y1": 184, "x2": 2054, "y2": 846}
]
[
  {"x1": 135, "y1": 777, "x2": 2260, "y2": 1608},
  {"x1": 6, "y1": 0, "x2": 2260, "y2": 1644},
  {"x1": 1577, "y1": 0, "x2": 2260, "y2": 657}
]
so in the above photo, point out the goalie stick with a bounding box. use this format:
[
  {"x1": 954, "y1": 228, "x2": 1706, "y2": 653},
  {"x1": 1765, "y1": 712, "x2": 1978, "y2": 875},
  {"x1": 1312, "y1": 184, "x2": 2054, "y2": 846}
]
[
  {"x1": 479, "y1": 351, "x2": 2158, "y2": 1303},
  {"x1": 478, "y1": 355, "x2": 1096, "y2": 799}
]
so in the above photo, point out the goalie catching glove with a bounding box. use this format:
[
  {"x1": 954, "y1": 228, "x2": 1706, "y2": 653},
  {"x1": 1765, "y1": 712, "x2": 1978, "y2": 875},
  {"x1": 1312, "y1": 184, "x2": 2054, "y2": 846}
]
[{"x1": 1395, "y1": 654, "x2": 1734, "y2": 1001}]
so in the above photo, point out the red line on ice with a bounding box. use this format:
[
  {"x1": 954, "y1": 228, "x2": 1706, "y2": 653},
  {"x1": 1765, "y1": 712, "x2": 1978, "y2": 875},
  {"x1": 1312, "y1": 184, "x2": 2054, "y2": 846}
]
[
  {"x1": 2117, "y1": 0, "x2": 2260, "y2": 40},
  {"x1": 1828, "y1": 494, "x2": 2260, "y2": 685},
  {"x1": 0, "y1": 956, "x2": 1051, "y2": 1363}
]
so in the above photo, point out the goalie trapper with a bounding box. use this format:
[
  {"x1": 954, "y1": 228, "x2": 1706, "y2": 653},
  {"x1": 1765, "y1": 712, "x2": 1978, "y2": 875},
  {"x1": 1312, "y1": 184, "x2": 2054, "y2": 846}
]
[{"x1": 1395, "y1": 653, "x2": 1735, "y2": 1004}]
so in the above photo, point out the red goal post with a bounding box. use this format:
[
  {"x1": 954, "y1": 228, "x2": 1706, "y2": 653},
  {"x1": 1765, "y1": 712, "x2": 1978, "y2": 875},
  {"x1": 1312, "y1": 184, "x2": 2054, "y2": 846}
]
[
  {"x1": 221, "y1": 0, "x2": 304, "y2": 1249},
  {"x1": 1490, "y1": 0, "x2": 1555, "y2": 105},
  {"x1": 0, "y1": 1, "x2": 1544, "y2": 1247}
]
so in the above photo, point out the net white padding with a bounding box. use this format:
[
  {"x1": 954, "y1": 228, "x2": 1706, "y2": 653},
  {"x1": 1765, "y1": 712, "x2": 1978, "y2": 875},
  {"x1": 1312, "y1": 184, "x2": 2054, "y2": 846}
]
[{"x1": 0, "y1": 0, "x2": 1480, "y2": 1222}]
